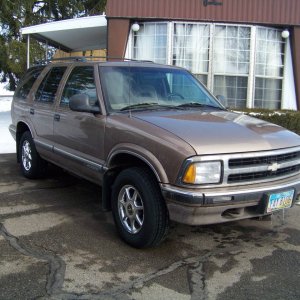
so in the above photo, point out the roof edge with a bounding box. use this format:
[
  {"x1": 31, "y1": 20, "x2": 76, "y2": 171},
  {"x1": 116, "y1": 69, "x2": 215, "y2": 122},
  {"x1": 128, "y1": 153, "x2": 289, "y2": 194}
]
[{"x1": 21, "y1": 15, "x2": 107, "y2": 35}]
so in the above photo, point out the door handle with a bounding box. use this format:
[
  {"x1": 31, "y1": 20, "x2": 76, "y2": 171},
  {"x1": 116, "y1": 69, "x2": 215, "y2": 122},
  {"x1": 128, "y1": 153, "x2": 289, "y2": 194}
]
[
  {"x1": 54, "y1": 114, "x2": 60, "y2": 121},
  {"x1": 30, "y1": 108, "x2": 34, "y2": 115}
]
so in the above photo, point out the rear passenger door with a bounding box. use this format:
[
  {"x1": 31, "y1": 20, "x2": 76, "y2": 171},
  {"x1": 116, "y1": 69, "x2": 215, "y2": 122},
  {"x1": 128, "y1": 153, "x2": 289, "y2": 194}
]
[
  {"x1": 52, "y1": 65, "x2": 106, "y2": 183},
  {"x1": 30, "y1": 66, "x2": 67, "y2": 154}
]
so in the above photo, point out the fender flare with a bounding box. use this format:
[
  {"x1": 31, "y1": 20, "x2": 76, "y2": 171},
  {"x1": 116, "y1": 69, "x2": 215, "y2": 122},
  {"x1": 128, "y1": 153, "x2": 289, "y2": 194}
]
[
  {"x1": 106, "y1": 143, "x2": 169, "y2": 183},
  {"x1": 101, "y1": 143, "x2": 170, "y2": 211}
]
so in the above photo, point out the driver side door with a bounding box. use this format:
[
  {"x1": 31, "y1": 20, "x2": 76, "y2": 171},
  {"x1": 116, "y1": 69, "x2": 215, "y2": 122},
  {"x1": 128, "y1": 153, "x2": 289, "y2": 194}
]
[{"x1": 52, "y1": 65, "x2": 106, "y2": 184}]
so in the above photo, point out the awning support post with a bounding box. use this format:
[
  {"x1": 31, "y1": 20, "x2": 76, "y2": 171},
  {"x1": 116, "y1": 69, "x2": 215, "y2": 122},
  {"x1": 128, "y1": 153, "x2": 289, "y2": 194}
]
[
  {"x1": 45, "y1": 40, "x2": 48, "y2": 61},
  {"x1": 27, "y1": 35, "x2": 30, "y2": 69}
]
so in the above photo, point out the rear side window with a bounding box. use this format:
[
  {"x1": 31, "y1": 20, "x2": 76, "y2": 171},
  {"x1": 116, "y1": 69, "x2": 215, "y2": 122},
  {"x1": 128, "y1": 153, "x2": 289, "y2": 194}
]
[
  {"x1": 35, "y1": 67, "x2": 67, "y2": 103},
  {"x1": 61, "y1": 66, "x2": 98, "y2": 107},
  {"x1": 15, "y1": 67, "x2": 43, "y2": 100}
]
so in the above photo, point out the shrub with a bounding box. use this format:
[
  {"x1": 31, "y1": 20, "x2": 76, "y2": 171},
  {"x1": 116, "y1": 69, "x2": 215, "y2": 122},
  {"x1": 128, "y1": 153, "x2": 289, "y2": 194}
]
[{"x1": 234, "y1": 109, "x2": 300, "y2": 135}]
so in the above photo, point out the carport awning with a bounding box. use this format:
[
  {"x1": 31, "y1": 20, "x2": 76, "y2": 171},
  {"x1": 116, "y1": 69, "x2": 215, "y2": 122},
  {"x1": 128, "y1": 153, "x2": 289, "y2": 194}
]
[{"x1": 21, "y1": 15, "x2": 107, "y2": 52}]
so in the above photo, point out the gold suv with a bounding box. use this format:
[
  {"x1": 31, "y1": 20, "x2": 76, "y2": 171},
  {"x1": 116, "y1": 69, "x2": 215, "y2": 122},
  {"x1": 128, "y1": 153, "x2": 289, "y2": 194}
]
[{"x1": 9, "y1": 59, "x2": 300, "y2": 247}]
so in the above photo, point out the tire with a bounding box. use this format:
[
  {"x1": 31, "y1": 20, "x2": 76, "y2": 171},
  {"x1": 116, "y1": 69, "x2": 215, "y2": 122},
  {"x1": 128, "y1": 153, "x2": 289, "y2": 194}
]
[
  {"x1": 19, "y1": 131, "x2": 47, "y2": 179},
  {"x1": 111, "y1": 167, "x2": 169, "y2": 248}
]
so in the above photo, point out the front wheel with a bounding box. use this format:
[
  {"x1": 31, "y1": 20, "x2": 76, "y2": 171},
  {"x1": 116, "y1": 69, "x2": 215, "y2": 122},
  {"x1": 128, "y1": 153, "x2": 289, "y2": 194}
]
[
  {"x1": 111, "y1": 167, "x2": 169, "y2": 248},
  {"x1": 19, "y1": 131, "x2": 47, "y2": 179}
]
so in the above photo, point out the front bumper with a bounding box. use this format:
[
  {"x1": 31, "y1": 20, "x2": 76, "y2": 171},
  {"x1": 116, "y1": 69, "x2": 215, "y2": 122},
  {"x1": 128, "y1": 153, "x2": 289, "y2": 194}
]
[{"x1": 161, "y1": 175, "x2": 300, "y2": 225}]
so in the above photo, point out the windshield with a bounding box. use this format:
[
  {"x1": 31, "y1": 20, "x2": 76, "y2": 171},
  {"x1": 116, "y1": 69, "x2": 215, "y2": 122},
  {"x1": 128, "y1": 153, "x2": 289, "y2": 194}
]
[{"x1": 99, "y1": 66, "x2": 224, "y2": 112}]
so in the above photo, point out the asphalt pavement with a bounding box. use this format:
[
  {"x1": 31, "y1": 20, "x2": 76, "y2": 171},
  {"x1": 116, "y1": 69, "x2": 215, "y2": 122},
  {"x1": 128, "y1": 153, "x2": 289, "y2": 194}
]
[{"x1": 0, "y1": 153, "x2": 300, "y2": 300}]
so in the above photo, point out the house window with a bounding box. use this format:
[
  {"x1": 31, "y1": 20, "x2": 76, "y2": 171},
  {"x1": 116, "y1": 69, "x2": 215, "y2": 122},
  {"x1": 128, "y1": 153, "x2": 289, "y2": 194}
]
[
  {"x1": 172, "y1": 23, "x2": 210, "y2": 86},
  {"x1": 129, "y1": 22, "x2": 296, "y2": 110},
  {"x1": 133, "y1": 23, "x2": 168, "y2": 64},
  {"x1": 212, "y1": 25, "x2": 251, "y2": 108},
  {"x1": 254, "y1": 28, "x2": 285, "y2": 109}
]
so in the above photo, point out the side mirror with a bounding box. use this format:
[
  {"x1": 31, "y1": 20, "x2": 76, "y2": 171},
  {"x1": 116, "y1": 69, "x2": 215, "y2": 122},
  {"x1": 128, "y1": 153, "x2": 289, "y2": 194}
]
[
  {"x1": 69, "y1": 94, "x2": 100, "y2": 114},
  {"x1": 216, "y1": 95, "x2": 228, "y2": 108}
]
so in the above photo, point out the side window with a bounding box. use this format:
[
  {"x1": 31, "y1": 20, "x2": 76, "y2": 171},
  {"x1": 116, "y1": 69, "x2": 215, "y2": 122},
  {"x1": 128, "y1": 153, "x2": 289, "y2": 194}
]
[
  {"x1": 15, "y1": 67, "x2": 43, "y2": 100},
  {"x1": 61, "y1": 66, "x2": 98, "y2": 107},
  {"x1": 35, "y1": 67, "x2": 67, "y2": 103}
]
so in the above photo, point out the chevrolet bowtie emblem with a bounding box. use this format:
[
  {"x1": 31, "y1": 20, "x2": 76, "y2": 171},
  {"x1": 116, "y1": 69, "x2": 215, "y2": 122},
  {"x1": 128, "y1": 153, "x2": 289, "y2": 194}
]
[{"x1": 268, "y1": 162, "x2": 279, "y2": 172}]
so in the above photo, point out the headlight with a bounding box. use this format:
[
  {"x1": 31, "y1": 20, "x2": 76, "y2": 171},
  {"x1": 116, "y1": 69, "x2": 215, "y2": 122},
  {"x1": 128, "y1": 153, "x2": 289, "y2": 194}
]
[{"x1": 182, "y1": 161, "x2": 221, "y2": 184}]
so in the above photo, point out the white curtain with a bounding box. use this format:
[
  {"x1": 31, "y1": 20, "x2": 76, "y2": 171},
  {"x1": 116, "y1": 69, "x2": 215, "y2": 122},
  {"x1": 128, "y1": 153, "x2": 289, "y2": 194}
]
[
  {"x1": 282, "y1": 38, "x2": 297, "y2": 110},
  {"x1": 173, "y1": 24, "x2": 209, "y2": 74},
  {"x1": 256, "y1": 28, "x2": 283, "y2": 78},
  {"x1": 254, "y1": 28, "x2": 286, "y2": 109},
  {"x1": 212, "y1": 26, "x2": 250, "y2": 108},
  {"x1": 134, "y1": 24, "x2": 156, "y2": 61},
  {"x1": 213, "y1": 25, "x2": 250, "y2": 75},
  {"x1": 134, "y1": 23, "x2": 167, "y2": 64}
]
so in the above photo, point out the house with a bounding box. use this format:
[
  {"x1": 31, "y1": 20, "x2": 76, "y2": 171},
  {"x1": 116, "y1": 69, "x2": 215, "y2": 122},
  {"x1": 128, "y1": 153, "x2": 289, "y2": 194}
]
[{"x1": 21, "y1": 0, "x2": 300, "y2": 110}]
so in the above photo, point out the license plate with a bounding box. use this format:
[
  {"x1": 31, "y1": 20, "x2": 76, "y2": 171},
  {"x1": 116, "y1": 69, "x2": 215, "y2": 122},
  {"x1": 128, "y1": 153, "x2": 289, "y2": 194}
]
[{"x1": 266, "y1": 190, "x2": 294, "y2": 213}]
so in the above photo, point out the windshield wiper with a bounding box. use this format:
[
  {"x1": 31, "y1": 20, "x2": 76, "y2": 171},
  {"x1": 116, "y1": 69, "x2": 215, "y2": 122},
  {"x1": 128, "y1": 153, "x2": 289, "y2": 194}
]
[
  {"x1": 120, "y1": 102, "x2": 220, "y2": 112},
  {"x1": 177, "y1": 102, "x2": 223, "y2": 110},
  {"x1": 120, "y1": 102, "x2": 184, "y2": 111},
  {"x1": 120, "y1": 102, "x2": 159, "y2": 111}
]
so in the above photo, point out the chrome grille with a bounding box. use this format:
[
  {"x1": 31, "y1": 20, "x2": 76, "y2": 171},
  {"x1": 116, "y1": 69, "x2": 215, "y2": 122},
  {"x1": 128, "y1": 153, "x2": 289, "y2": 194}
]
[
  {"x1": 228, "y1": 151, "x2": 300, "y2": 168},
  {"x1": 225, "y1": 148, "x2": 300, "y2": 185},
  {"x1": 228, "y1": 164, "x2": 300, "y2": 183}
]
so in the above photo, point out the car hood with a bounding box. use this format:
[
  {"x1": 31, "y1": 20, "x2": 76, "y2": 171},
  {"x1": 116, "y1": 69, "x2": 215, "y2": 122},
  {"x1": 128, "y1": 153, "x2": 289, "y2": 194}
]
[{"x1": 133, "y1": 110, "x2": 300, "y2": 155}]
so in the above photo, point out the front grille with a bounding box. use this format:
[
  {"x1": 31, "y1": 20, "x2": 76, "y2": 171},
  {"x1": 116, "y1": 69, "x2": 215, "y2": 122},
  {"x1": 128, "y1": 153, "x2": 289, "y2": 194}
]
[
  {"x1": 225, "y1": 148, "x2": 300, "y2": 185},
  {"x1": 228, "y1": 164, "x2": 300, "y2": 183},
  {"x1": 229, "y1": 151, "x2": 300, "y2": 168}
]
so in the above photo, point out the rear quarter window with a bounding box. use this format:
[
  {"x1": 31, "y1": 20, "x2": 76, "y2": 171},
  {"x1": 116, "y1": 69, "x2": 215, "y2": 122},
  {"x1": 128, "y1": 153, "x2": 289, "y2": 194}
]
[
  {"x1": 35, "y1": 67, "x2": 67, "y2": 103},
  {"x1": 15, "y1": 67, "x2": 44, "y2": 100}
]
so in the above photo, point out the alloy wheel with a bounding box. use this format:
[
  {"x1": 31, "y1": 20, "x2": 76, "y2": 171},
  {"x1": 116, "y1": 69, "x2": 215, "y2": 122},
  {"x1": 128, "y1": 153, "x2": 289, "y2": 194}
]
[
  {"x1": 22, "y1": 140, "x2": 32, "y2": 171},
  {"x1": 118, "y1": 185, "x2": 144, "y2": 234}
]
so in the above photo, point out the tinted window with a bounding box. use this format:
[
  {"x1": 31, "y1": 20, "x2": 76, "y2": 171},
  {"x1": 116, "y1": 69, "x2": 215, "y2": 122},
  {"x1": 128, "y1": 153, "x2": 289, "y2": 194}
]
[
  {"x1": 15, "y1": 67, "x2": 43, "y2": 100},
  {"x1": 35, "y1": 67, "x2": 66, "y2": 103},
  {"x1": 61, "y1": 66, "x2": 98, "y2": 107}
]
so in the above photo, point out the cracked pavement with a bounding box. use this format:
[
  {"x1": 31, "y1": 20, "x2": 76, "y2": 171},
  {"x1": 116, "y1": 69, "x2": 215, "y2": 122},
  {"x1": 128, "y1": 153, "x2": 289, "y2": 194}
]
[{"x1": 0, "y1": 153, "x2": 300, "y2": 300}]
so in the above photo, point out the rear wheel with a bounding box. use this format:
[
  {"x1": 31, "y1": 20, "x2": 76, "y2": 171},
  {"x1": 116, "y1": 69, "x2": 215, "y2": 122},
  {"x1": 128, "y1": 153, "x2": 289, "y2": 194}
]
[
  {"x1": 19, "y1": 131, "x2": 47, "y2": 179},
  {"x1": 112, "y1": 167, "x2": 169, "y2": 248}
]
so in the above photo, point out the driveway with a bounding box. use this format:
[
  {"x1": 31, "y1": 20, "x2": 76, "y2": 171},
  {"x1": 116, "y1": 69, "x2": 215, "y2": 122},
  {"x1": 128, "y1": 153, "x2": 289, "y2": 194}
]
[{"x1": 0, "y1": 153, "x2": 300, "y2": 300}]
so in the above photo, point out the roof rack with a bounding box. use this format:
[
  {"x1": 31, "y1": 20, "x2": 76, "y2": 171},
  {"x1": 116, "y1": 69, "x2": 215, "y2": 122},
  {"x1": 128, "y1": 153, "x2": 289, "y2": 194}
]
[
  {"x1": 33, "y1": 56, "x2": 154, "y2": 65},
  {"x1": 50, "y1": 56, "x2": 106, "y2": 62}
]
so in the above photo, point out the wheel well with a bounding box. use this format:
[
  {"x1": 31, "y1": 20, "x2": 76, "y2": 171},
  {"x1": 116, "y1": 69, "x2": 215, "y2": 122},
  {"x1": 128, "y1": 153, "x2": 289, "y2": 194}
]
[
  {"x1": 16, "y1": 122, "x2": 30, "y2": 162},
  {"x1": 102, "y1": 153, "x2": 160, "y2": 212}
]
